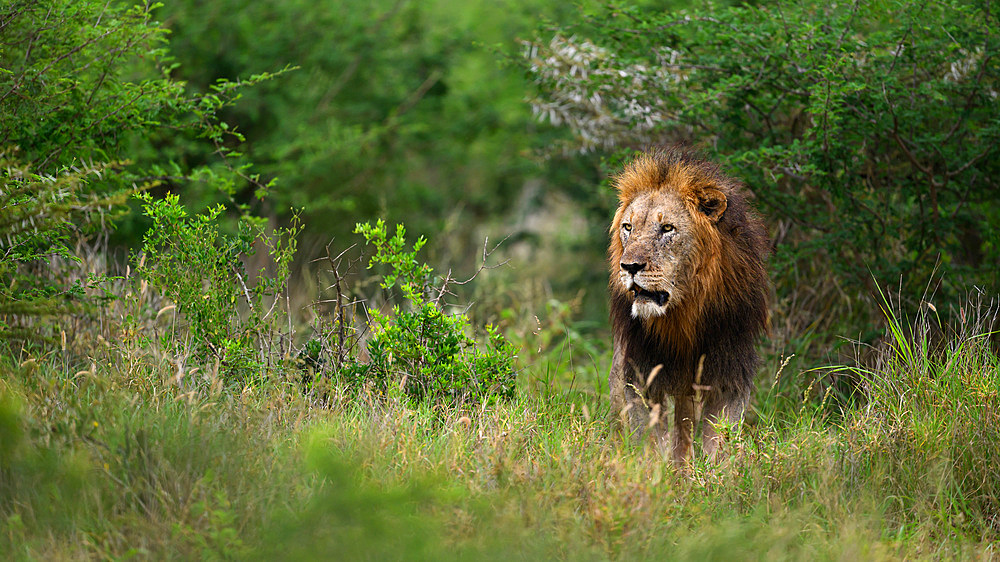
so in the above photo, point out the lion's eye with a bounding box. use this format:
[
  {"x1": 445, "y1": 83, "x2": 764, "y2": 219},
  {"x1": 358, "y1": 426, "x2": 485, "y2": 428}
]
[
  {"x1": 622, "y1": 223, "x2": 632, "y2": 232},
  {"x1": 661, "y1": 224, "x2": 674, "y2": 233}
]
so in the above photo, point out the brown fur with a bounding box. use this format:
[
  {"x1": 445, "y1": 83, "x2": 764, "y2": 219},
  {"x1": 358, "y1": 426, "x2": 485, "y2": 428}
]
[{"x1": 608, "y1": 147, "x2": 769, "y2": 464}]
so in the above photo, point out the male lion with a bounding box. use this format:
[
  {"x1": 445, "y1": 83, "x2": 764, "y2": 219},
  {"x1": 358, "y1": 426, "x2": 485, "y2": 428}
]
[{"x1": 608, "y1": 147, "x2": 769, "y2": 465}]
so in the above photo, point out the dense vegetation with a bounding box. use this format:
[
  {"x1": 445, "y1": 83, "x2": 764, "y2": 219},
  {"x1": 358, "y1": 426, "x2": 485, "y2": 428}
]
[
  {"x1": 2, "y1": 0, "x2": 999, "y2": 559},
  {"x1": 526, "y1": 0, "x2": 1000, "y2": 344}
]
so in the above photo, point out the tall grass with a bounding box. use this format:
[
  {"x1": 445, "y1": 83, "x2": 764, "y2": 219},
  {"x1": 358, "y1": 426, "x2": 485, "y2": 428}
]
[
  {"x1": 848, "y1": 292, "x2": 1000, "y2": 540},
  {"x1": 3, "y1": 291, "x2": 999, "y2": 559}
]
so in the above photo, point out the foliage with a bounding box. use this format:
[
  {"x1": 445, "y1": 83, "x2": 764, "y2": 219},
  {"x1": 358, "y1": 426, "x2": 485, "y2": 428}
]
[
  {"x1": 0, "y1": 0, "x2": 287, "y2": 197},
  {"x1": 524, "y1": 0, "x2": 1000, "y2": 324},
  {"x1": 132, "y1": 205, "x2": 513, "y2": 403},
  {"x1": 0, "y1": 154, "x2": 135, "y2": 343},
  {"x1": 0, "y1": 1, "x2": 177, "y2": 171},
  {"x1": 0, "y1": 0, "x2": 283, "y2": 346},
  {"x1": 136, "y1": 192, "x2": 300, "y2": 381},
  {"x1": 0, "y1": 0, "x2": 165, "y2": 344},
  {"x1": 355, "y1": 221, "x2": 434, "y2": 304},
  {"x1": 341, "y1": 220, "x2": 517, "y2": 407},
  {"x1": 153, "y1": 0, "x2": 590, "y2": 250}
]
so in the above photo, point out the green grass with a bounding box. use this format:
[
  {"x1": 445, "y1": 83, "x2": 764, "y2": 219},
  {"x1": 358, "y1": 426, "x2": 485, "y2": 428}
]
[{"x1": 2, "y1": 304, "x2": 999, "y2": 560}]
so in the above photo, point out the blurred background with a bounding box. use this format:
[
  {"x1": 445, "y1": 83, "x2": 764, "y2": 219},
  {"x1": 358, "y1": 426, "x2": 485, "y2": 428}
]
[{"x1": 4, "y1": 0, "x2": 999, "y2": 397}]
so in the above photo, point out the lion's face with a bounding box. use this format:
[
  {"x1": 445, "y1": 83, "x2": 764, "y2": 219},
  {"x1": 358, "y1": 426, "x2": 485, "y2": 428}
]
[{"x1": 617, "y1": 190, "x2": 699, "y2": 319}]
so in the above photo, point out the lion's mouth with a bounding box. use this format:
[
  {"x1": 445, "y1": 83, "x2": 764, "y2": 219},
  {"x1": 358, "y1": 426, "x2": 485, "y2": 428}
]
[{"x1": 631, "y1": 286, "x2": 669, "y2": 306}]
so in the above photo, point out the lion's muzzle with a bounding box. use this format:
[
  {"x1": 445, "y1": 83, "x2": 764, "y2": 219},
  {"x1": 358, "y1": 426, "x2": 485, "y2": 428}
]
[{"x1": 620, "y1": 265, "x2": 671, "y2": 308}]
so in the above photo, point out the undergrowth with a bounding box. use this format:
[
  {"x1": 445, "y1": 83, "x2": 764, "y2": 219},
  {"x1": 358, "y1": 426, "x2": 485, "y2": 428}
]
[
  {"x1": 2, "y1": 288, "x2": 999, "y2": 559},
  {"x1": 2, "y1": 190, "x2": 998, "y2": 560}
]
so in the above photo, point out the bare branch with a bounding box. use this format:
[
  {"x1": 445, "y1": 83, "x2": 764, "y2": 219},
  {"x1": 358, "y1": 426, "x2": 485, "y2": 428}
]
[
  {"x1": 946, "y1": 144, "x2": 995, "y2": 178},
  {"x1": 452, "y1": 235, "x2": 511, "y2": 286}
]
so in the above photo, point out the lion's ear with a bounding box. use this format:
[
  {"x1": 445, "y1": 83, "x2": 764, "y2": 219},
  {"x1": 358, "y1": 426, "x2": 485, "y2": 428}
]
[{"x1": 697, "y1": 187, "x2": 727, "y2": 222}]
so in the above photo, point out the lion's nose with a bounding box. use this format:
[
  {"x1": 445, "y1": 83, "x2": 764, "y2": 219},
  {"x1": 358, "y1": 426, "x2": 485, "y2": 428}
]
[{"x1": 620, "y1": 262, "x2": 646, "y2": 275}]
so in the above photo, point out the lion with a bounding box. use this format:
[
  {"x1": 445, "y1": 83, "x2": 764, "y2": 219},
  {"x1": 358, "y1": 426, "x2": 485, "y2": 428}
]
[{"x1": 607, "y1": 147, "x2": 769, "y2": 465}]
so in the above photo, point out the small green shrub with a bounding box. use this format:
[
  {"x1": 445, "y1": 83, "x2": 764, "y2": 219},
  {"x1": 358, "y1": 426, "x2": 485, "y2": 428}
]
[
  {"x1": 136, "y1": 192, "x2": 301, "y2": 381},
  {"x1": 341, "y1": 220, "x2": 517, "y2": 406}
]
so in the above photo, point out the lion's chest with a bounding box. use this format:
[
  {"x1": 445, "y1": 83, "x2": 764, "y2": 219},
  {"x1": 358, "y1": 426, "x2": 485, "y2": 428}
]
[{"x1": 625, "y1": 327, "x2": 700, "y2": 397}]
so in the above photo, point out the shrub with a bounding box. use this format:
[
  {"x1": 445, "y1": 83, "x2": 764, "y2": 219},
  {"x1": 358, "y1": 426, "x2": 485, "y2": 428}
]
[
  {"x1": 156, "y1": 0, "x2": 570, "y2": 244},
  {"x1": 0, "y1": 155, "x2": 134, "y2": 344},
  {"x1": 136, "y1": 193, "x2": 301, "y2": 381},
  {"x1": 340, "y1": 220, "x2": 517, "y2": 406}
]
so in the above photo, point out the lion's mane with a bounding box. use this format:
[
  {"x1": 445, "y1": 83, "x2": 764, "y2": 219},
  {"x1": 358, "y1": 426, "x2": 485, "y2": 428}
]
[{"x1": 608, "y1": 147, "x2": 769, "y2": 407}]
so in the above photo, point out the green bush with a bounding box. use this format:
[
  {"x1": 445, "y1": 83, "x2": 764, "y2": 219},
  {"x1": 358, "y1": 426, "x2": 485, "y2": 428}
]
[
  {"x1": 341, "y1": 220, "x2": 517, "y2": 406},
  {"x1": 0, "y1": 1, "x2": 280, "y2": 347},
  {"x1": 524, "y1": 0, "x2": 1000, "y2": 325},
  {"x1": 1, "y1": 1, "x2": 175, "y2": 171},
  {"x1": 136, "y1": 193, "x2": 300, "y2": 381},
  {"x1": 152, "y1": 0, "x2": 601, "y2": 277}
]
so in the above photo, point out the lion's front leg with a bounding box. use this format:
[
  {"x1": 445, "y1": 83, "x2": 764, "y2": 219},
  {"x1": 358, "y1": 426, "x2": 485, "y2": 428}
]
[
  {"x1": 610, "y1": 368, "x2": 652, "y2": 441},
  {"x1": 701, "y1": 392, "x2": 748, "y2": 460},
  {"x1": 671, "y1": 394, "x2": 695, "y2": 465},
  {"x1": 609, "y1": 338, "x2": 647, "y2": 441}
]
